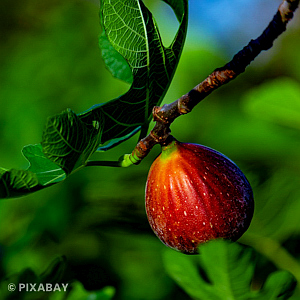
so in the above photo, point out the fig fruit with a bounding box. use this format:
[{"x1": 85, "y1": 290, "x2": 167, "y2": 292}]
[{"x1": 145, "y1": 140, "x2": 254, "y2": 254}]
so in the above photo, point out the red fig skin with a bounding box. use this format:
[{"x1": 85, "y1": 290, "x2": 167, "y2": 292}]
[{"x1": 145, "y1": 140, "x2": 254, "y2": 254}]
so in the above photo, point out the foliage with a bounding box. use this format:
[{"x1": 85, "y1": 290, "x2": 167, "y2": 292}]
[
  {"x1": 0, "y1": 0, "x2": 300, "y2": 300},
  {"x1": 0, "y1": 0, "x2": 188, "y2": 198},
  {"x1": 0, "y1": 256, "x2": 115, "y2": 300},
  {"x1": 164, "y1": 239, "x2": 296, "y2": 300}
]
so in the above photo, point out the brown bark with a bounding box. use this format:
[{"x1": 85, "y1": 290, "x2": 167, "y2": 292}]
[{"x1": 129, "y1": 0, "x2": 299, "y2": 165}]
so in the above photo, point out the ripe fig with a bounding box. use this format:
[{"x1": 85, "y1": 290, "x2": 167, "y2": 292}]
[{"x1": 145, "y1": 140, "x2": 254, "y2": 254}]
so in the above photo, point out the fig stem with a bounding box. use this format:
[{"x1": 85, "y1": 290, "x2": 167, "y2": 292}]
[
  {"x1": 86, "y1": 152, "x2": 146, "y2": 168},
  {"x1": 107, "y1": 0, "x2": 299, "y2": 167}
]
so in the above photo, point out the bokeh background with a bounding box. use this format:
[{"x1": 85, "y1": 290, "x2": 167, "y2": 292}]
[{"x1": 0, "y1": 0, "x2": 300, "y2": 299}]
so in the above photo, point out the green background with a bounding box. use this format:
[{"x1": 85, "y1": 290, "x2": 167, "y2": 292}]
[{"x1": 0, "y1": 0, "x2": 300, "y2": 299}]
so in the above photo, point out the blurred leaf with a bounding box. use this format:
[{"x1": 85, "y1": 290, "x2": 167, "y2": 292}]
[
  {"x1": 51, "y1": 282, "x2": 115, "y2": 300},
  {"x1": 0, "y1": 256, "x2": 67, "y2": 300},
  {"x1": 255, "y1": 271, "x2": 297, "y2": 300},
  {"x1": 247, "y1": 169, "x2": 300, "y2": 241},
  {"x1": 1, "y1": 240, "x2": 114, "y2": 299},
  {"x1": 163, "y1": 239, "x2": 296, "y2": 300},
  {"x1": 40, "y1": 256, "x2": 66, "y2": 284},
  {"x1": 164, "y1": 247, "x2": 216, "y2": 299},
  {"x1": 242, "y1": 78, "x2": 300, "y2": 130}
]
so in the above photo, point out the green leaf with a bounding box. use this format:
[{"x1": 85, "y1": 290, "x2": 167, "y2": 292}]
[
  {"x1": 39, "y1": 256, "x2": 67, "y2": 284},
  {"x1": 199, "y1": 240, "x2": 255, "y2": 299},
  {"x1": 0, "y1": 145, "x2": 66, "y2": 198},
  {"x1": 0, "y1": 0, "x2": 188, "y2": 199},
  {"x1": 99, "y1": 31, "x2": 133, "y2": 84},
  {"x1": 255, "y1": 271, "x2": 297, "y2": 300},
  {"x1": 79, "y1": 0, "x2": 188, "y2": 149},
  {"x1": 0, "y1": 256, "x2": 67, "y2": 299},
  {"x1": 245, "y1": 169, "x2": 300, "y2": 241},
  {"x1": 50, "y1": 282, "x2": 115, "y2": 300},
  {"x1": 163, "y1": 239, "x2": 296, "y2": 300},
  {"x1": 97, "y1": 126, "x2": 141, "y2": 152},
  {"x1": 23, "y1": 144, "x2": 66, "y2": 185},
  {"x1": 164, "y1": 248, "x2": 219, "y2": 299},
  {"x1": 42, "y1": 109, "x2": 102, "y2": 174},
  {"x1": 0, "y1": 169, "x2": 41, "y2": 199},
  {"x1": 242, "y1": 77, "x2": 300, "y2": 130}
]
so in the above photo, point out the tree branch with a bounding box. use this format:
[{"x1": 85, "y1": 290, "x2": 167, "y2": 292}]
[{"x1": 120, "y1": 0, "x2": 299, "y2": 166}]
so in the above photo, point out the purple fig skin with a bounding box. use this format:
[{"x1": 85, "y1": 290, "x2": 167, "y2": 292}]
[{"x1": 145, "y1": 140, "x2": 254, "y2": 254}]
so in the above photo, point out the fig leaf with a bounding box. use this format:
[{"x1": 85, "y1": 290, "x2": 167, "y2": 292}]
[
  {"x1": 163, "y1": 239, "x2": 296, "y2": 300},
  {"x1": 0, "y1": 0, "x2": 188, "y2": 198}
]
